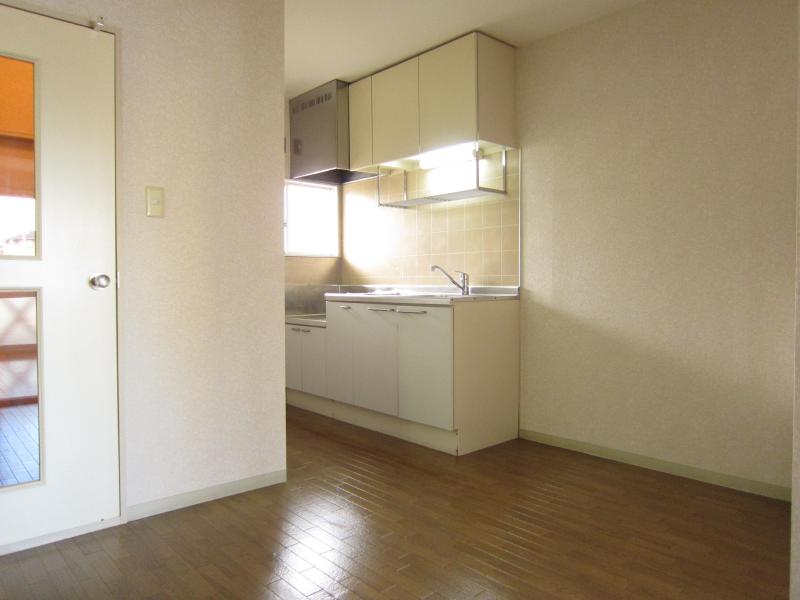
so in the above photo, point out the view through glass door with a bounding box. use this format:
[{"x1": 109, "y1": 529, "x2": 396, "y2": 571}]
[
  {"x1": 0, "y1": 5, "x2": 119, "y2": 550},
  {"x1": 0, "y1": 53, "x2": 39, "y2": 488}
]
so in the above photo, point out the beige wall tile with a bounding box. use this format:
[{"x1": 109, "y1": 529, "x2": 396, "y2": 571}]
[
  {"x1": 431, "y1": 207, "x2": 448, "y2": 232},
  {"x1": 500, "y1": 276, "x2": 518, "y2": 286},
  {"x1": 416, "y1": 254, "x2": 433, "y2": 276},
  {"x1": 465, "y1": 252, "x2": 482, "y2": 274},
  {"x1": 482, "y1": 201, "x2": 501, "y2": 227},
  {"x1": 400, "y1": 232, "x2": 416, "y2": 255},
  {"x1": 447, "y1": 205, "x2": 465, "y2": 231},
  {"x1": 417, "y1": 206, "x2": 431, "y2": 234},
  {"x1": 481, "y1": 251, "x2": 501, "y2": 276},
  {"x1": 447, "y1": 229, "x2": 465, "y2": 253},
  {"x1": 444, "y1": 253, "x2": 464, "y2": 274},
  {"x1": 431, "y1": 232, "x2": 448, "y2": 254},
  {"x1": 402, "y1": 208, "x2": 417, "y2": 230},
  {"x1": 401, "y1": 255, "x2": 416, "y2": 277},
  {"x1": 482, "y1": 227, "x2": 501, "y2": 253},
  {"x1": 501, "y1": 251, "x2": 519, "y2": 276},
  {"x1": 477, "y1": 275, "x2": 503, "y2": 286},
  {"x1": 501, "y1": 200, "x2": 519, "y2": 226},
  {"x1": 464, "y1": 228, "x2": 483, "y2": 252},
  {"x1": 430, "y1": 254, "x2": 448, "y2": 271},
  {"x1": 417, "y1": 232, "x2": 432, "y2": 255},
  {"x1": 342, "y1": 169, "x2": 519, "y2": 287},
  {"x1": 501, "y1": 225, "x2": 519, "y2": 252},
  {"x1": 464, "y1": 203, "x2": 482, "y2": 229}
]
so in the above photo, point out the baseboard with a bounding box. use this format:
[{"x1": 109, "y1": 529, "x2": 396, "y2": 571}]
[
  {"x1": 519, "y1": 429, "x2": 791, "y2": 501},
  {"x1": 0, "y1": 516, "x2": 123, "y2": 556},
  {"x1": 287, "y1": 389, "x2": 459, "y2": 455},
  {"x1": 0, "y1": 471, "x2": 287, "y2": 555},
  {"x1": 126, "y1": 470, "x2": 287, "y2": 521}
]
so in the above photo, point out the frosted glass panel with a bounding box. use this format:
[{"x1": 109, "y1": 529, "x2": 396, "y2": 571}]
[
  {"x1": 0, "y1": 55, "x2": 36, "y2": 257},
  {"x1": 0, "y1": 291, "x2": 39, "y2": 486}
]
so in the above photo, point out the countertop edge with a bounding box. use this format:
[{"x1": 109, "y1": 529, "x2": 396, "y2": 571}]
[{"x1": 324, "y1": 294, "x2": 519, "y2": 306}]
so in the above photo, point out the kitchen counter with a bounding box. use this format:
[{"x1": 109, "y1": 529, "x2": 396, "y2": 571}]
[
  {"x1": 325, "y1": 292, "x2": 517, "y2": 306},
  {"x1": 325, "y1": 285, "x2": 519, "y2": 307},
  {"x1": 288, "y1": 286, "x2": 520, "y2": 456}
]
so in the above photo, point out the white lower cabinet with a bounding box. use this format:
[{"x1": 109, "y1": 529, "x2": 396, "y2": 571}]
[
  {"x1": 324, "y1": 301, "x2": 454, "y2": 428},
  {"x1": 325, "y1": 302, "x2": 355, "y2": 404},
  {"x1": 351, "y1": 303, "x2": 399, "y2": 416},
  {"x1": 285, "y1": 325, "x2": 303, "y2": 390},
  {"x1": 397, "y1": 306, "x2": 454, "y2": 430},
  {"x1": 294, "y1": 300, "x2": 519, "y2": 455},
  {"x1": 285, "y1": 325, "x2": 326, "y2": 397}
]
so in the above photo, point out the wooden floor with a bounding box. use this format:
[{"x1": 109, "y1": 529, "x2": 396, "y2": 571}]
[
  {"x1": 0, "y1": 405, "x2": 790, "y2": 599},
  {"x1": 0, "y1": 404, "x2": 39, "y2": 486}
]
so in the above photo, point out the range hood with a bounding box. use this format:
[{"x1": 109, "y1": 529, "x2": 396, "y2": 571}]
[{"x1": 289, "y1": 80, "x2": 374, "y2": 185}]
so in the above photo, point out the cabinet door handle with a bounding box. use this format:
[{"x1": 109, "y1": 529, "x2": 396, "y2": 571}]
[
  {"x1": 368, "y1": 307, "x2": 396, "y2": 312},
  {"x1": 340, "y1": 305, "x2": 352, "y2": 310},
  {"x1": 291, "y1": 327, "x2": 302, "y2": 332},
  {"x1": 301, "y1": 329, "x2": 311, "y2": 333},
  {"x1": 397, "y1": 310, "x2": 427, "y2": 315}
]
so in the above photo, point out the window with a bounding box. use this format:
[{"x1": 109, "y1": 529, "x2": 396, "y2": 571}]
[
  {"x1": 0, "y1": 55, "x2": 36, "y2": 257},
  {"x1": 284, "y1": 181, "x2": 339, "y2": 257}
]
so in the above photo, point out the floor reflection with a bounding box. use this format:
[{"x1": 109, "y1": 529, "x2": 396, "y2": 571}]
[{"x1": 0, "y1": 403, "x2": 39, "y2": 485}]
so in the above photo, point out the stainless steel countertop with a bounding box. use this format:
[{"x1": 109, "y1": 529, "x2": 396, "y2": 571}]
[
  {"x1": 325, "y1": 286, "x2": 519, "y2": 307},
  {"x1": 285, "y1": 313, "x2": 327, "y2": 327}
]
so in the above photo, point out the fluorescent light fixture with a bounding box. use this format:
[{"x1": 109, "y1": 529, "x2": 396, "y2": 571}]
[{"x1": 410, "y1": 142, "x2": 478, "y2": 170}]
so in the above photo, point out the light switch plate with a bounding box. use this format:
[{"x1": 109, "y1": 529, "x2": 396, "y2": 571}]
[{"x1": 146, "y1": 186, "x2": 165, "y2": 217}]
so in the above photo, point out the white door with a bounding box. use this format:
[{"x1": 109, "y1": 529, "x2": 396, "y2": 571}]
[
  {"x1": 352, "y1": 304, "x2": 398, "y2": 416},
  {"x1": 397, "y1": 307, "x2": 454, "y2": 430},
  {"x1": 0, "y1": 5, "x2": 118, "y2": 549},
  {"x1": 285, "y1": 326, "x2": 302, "y2": 390},
  {"x1": 325, "y1": 302, "x2": 355, "y2": 404},
  {"x1": 301, "y1": 327, "x2": 326, "y2": 398}
]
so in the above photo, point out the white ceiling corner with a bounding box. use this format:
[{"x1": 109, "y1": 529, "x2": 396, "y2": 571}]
[{"x1": 285, "y1": 0, "x2": 645, "y2": 97}]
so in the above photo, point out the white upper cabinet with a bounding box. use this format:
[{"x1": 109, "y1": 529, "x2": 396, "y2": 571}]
[
  {"x1": 419, "y1": 34, "x2": 478, "y2": 153},
  {"x1": 371, "y1": 57, "x2": 420, "y2": 165},
  {"x1": 475, "y1": 33, "x2": 516, "y2": 149},
  {"x1": 350, "y1": 32, "x2": 515, "y2": 168},
  {"x1": 419, "y1": 32, "x2": 516, "y2": 152},
  {"x1": 348, "y1": 77, "x2": 373, "y2": 170}
]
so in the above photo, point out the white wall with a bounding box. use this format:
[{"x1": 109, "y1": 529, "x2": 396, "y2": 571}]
[
  {"x1": 518, "y1": 0, "x2": 796, "y2": 494},
  {"x1": 7, "y1": 0, "x2": 286, "y2": 508}
]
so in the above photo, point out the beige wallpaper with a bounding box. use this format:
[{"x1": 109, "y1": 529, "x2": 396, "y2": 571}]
[
  {"x1": 9, "y1": 0, "x2": 287, "y2": 508},
  {"x1": 518, "y1": 0, "x2": 796, "y2": 489},
  {"x1": 793, "y1": 0, "x2": 799, "y2": 593},
  {"x1": 342, "y1": 150, "x2": 520, "y2": 287}
]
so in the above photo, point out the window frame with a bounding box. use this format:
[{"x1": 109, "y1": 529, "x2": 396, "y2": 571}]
[{"x1": 283, "y1": 179, "x2": 340, "y2": 258}]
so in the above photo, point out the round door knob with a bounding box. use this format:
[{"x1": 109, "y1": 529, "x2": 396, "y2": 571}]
[{"x1": 89, "y1": 273, "x2": 112, "y2": 290}]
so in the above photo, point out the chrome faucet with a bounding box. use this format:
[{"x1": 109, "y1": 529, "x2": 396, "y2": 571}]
[{"x1": 430, "y1": 265, "x2": 470, "y2": 295}]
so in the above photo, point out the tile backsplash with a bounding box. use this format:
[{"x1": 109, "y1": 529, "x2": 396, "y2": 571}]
[{"x1": 342, "y1": 149, "x2": 520, "y2": 287}]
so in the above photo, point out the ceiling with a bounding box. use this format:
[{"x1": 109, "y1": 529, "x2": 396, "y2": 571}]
[{"x1": 285, "y1": 0, "x2": 644, "y2": 97}]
